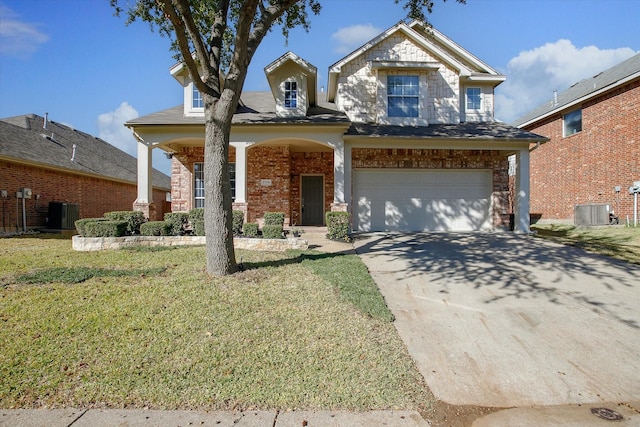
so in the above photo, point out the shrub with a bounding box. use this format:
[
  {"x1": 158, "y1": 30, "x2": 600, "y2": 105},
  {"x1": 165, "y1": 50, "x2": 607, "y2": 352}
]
[
  {"x1": 193, "y1": 220, "x2": 205, "y2": 236},
  {"x1": 84, "y1": 220, "x2": 127, "y2": 237},
  {"x1": 140, "y1": 221, "x2": 172, "y2": 236},
  {"x1": 262, "y1": 225, "x2": 283, "y2": 239},
  {"x1": 103, "y1": 211, "x2": 146, "y2": 235},
  {"x1": 263, "y1": 212, "x2": 285, "y2": 227},
  {"x1": 75, "y1": 218, "x2": 104, "y2": 236},
  {"x1": 188, "y1": 208, "x2": 205, "y2": 222},
  {"x1": 164, "y1": 212, "x2": 189, "y2": 235},
  {"x1": 232, "y1": 210, "x2": 244, "y2": 236},
  {"x1": 326, "y1": 212, "x2": 351, "y2": 241},
  {"x1": 243, "y1": 222, "x2": 259, "y2": 238}
]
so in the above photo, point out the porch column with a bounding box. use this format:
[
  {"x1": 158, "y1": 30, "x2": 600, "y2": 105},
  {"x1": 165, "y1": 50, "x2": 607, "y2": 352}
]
[
  {"x1": 133, "y1": 139, "x2": 156, "y2": 219},
  {"x1": 231, "y1": 143, "x2": 248, "y2": 222},
  {"x1": 234, "y1": 144, "x2": 247, "y2": 203},
  {"x1": 514, "y1": 148, "x2": 530, "y2": 233},
  {"x1": 331, "y1": 141, "x2": 349, "y2": 212}
]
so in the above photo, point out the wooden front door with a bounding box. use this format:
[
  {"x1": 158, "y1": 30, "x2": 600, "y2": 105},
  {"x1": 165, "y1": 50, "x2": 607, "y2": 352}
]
[{"x1": 301, "y1": 175, "x2": 324, "y2": 225}]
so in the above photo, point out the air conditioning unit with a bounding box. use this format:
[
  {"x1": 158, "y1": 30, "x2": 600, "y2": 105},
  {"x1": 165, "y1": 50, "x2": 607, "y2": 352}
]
[
  {"x1": 574, "y1": 204, "x2": 609, "y2": 226},
  {"x1": 48, "y1": 202, "x2": 80, "y2": 230}
]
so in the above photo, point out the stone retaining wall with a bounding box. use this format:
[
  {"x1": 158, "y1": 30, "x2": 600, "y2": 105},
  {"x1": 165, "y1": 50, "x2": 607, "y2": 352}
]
[{"x1": 72, "y1": 235, "x2": 308, "y2": 252}]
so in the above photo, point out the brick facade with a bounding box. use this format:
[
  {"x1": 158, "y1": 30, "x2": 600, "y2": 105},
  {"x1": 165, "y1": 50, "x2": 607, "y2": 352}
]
[
  {"x1": 0, "y1": 160, "x2": 169, "y2": 232},
  {"x1": 353, "y1": 148, "x2": 511, "y2": 228},
  {"x1": 522, "y1": 80, "x2": 639, "y2": 222}
]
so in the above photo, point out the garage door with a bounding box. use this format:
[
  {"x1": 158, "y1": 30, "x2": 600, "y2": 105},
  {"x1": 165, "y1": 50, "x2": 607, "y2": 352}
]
[{"x1": 353, "y1": 169, "x2": 492, "y2": 232}]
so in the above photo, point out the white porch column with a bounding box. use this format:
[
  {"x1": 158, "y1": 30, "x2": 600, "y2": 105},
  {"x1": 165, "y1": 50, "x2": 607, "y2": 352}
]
[
  {"x1": 514, "y1": 148, "x2": 530, "y2": 233},
  {"x1": 234, "y1": 144, "x2": 247, "y2": 203},
  {"x1": 136, "y1": 140, "x2": 153, "y2": 204},
  {"x1": 333, "y1": 140, "x2": 345, "y2": 204}
]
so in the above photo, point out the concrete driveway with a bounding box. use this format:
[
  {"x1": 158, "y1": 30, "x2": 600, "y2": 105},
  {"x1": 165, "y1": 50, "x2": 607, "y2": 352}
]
[{"x1": 354, "y1": 233, "x2": 640, "y2": 412}]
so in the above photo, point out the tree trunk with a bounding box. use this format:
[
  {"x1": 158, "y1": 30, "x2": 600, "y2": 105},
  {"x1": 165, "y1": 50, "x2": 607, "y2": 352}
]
[{"x1": 204, "y1": 96, "x2": 237, "y2": 276}]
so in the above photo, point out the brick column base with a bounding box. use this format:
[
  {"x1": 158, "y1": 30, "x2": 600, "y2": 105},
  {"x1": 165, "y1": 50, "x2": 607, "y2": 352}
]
[
  {"x1": 133, "y1": 201, "x2": 157, "y2": 221},
  {"x1": 232, "y1": 202, "x2": 248, "y2": 223}
]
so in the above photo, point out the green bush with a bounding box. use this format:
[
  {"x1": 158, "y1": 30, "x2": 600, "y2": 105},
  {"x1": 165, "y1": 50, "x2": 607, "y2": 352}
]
[
  {"x1": 263, "y1": 212, "x2": 285, "y2": 227},
  {"x1": 140, "y1": 221, "x2": 172, "y2": 236},
  {"x1": 232, "y1": 210, "x2": 244, "y2": 236},
  {"x1": 74, "y1": 218, "x2": 104, "y2": 236},
  {"x1": 188, "y1": 208, "x2": 205, "y2": 222},
  {"x1": 103, "y1": 211, "x2": 146, "y2": 235},
  {"x1": 326, "y1": 212, "x2": 351, "y2": 241},
  {"x1": 262, "y1": 225, "x2": 283, "y2": 239},
  {"x1": 193, "y1": 220, "x2": 205, "y2": 236},
  {"x1": 84, "y1": 220, "x2": 127, "y2": 237},
  {"x1": 243, "y1": 222, "x2": 259, "y2": 238},
  {"x1": 164, "y1": 212, "x2": 189, "y2": 235}
]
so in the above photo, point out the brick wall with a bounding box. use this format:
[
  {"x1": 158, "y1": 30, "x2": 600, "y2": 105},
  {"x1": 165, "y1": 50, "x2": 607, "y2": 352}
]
[
  {"x1": 0, "y1": 160, "x2": 168, "y2": 231},
  {"x1": 523, "y1": 80, "x2": 639, "y2": 222},
  {"x1": 352, "y1": 148, "x2": 510, "y2": 228},
  {"x1": 247, "y1": 146, "x2": 291, "y2": 223},
  {"x1": 290, "y1": 152, "x2": 334, "y2": 225}
]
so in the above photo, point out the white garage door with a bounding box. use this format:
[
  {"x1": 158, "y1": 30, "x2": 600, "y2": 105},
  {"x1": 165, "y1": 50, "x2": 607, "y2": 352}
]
[{"x1": 353, "y1": 169, "x2": 492, "y2": 232}]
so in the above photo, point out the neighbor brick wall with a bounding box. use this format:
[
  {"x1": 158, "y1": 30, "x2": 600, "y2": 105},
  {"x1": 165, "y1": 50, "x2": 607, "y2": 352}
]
[
  {"x1": 0, "y1": 160, "x2": 168, "y2": 231},
  {"x1": 352, "y1": 148, "x2": 511, "y2": 228},
  {"x1": 523, "y1": 80, "x2": 639, "y2": 222}
]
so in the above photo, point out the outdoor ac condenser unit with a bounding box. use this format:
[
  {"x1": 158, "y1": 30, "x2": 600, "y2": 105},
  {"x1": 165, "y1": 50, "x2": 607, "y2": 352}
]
[
  {"x1": 574, "y1": 204, "x2": 609, "y2": 226},
  {"x1": 48, "y1": 202, "x2": 80, "y2": 230}
]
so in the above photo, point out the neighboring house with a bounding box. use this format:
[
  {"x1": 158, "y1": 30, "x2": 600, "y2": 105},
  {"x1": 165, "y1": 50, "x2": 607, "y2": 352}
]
[
  {"x1": 0, "y1": 114, "x2": 171, "y2": 232},
  {"x1": 514, "y1": 53, "x2": 639, "y2": 224},
  {"x1": 127, "y1": 20, "x2": 546, "y2": 233}
]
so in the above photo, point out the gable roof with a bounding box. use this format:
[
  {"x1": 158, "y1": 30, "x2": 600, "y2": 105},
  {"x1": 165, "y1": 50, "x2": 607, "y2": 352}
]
[
  {"x1": 514, "y1": 53, "x2": 640, "y2": 127},
  {"x1": 0, "y1": 114, "x2": 171, "y2": 190},
  {"x1": 327, "y1": 20, "x2": 505, "y2": 102},
  {"x1": 264, "y1": 51, "x2": 318, "y2": 107}
]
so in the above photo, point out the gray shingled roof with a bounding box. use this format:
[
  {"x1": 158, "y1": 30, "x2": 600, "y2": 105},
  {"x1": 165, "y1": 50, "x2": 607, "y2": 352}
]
[
  {"x1": 127, "y1": 92, "x2": 350, "y2": 126},
  {"x1": 347, "y1": 121, "x2": 547, "y2": 141},
  {"x1": 0, "y1": 114, "x2": 170, "y2": 189},
  {"x1": 513, "y1": 53, "x2": 640, "y2": 127}
]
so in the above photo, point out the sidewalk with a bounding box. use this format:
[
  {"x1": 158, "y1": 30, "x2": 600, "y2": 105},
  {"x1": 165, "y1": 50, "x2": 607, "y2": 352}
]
[{"x1": 0, "y1": 409, "x2": 429, "y2": 426}]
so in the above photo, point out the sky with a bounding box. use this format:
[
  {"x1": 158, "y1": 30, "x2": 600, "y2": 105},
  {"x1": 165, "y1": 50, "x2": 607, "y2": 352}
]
[{"x1": 1, "y1": 0, "x2": 638, "y2": 176}]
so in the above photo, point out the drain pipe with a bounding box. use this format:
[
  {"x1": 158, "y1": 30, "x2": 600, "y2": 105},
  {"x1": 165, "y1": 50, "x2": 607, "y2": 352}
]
[{"x1": 22, "y1": 195, "x2": 27, "y2": 232}]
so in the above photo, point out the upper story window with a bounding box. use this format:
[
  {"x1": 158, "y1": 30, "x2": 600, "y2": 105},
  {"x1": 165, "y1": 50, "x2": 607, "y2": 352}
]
[
  {"x1": 563, "y1": 109, "x2": 582, "y2": 137},
  {"x1": 387, "y1": 75, "x2": 419, "y2": 117},
  {"x1": 192, "y1": 85, "x2": 204, "y2": 109},
  {"x1": 466, "y1": 87, "x2": 482, "y2": 110},
  {"x1": 284, "y1": 81, "x2": 297, "y2": 108}
]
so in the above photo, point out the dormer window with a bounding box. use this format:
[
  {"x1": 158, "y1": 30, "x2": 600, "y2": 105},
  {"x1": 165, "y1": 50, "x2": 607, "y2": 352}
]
[
  {"x1": 284, "y1": 81, "x2": 297, "y2": 108},
  {"x1": 387, "y1": 76, "x2": 419, "y2": 117},
  {"x1": 192, "y1": 86, "x2": 204, "y2": 109}
]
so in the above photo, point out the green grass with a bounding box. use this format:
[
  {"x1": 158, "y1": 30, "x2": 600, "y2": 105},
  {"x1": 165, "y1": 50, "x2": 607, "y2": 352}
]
[
  {"x1": 0, "y1": 237, "x2": 431, "y2": 411},
  {"x1": 531, "y1": 224, "x2": 640, "y2": 264}
]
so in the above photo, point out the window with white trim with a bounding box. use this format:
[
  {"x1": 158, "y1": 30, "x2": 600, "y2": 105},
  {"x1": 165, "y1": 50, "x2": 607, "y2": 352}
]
[
  {"x1": 563, "y1": 109, "x2": 582, "y2": 137},
  {"x1": 193, "y1": 162, "x2": 236, "y2": 208},
  {"x1": 387, "y1": 75, "x2": 419, "y2": 117},
  {"x1": 192, "y1": 85, "x2": 204, "y2": 109},
  {"x1": 466, "y1": 87, "x2": 482, "y2": 110},
  {"x1": 284, "y1": 81, "x2": 297, "y2": 108}
]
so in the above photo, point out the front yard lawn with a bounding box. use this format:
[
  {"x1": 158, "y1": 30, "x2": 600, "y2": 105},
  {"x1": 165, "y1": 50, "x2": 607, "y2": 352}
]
[
  {"x1": 531, "y1": 224, "x2": 640, "y2": 264},
  {"x1": 0, "y1": 237, "x2": 431, "y2": 411}
]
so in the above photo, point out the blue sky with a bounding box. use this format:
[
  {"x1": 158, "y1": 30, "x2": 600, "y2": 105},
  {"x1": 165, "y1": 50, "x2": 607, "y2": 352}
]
[{"x1": 1, "y1": 0, "x2": 638, "y2": 175}]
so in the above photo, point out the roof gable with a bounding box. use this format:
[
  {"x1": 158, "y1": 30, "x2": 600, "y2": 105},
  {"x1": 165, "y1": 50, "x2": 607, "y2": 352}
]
[
  {"x1": 264, "y1": 51, "x2": 318, "y2": 108},
  {"x1": 327, "y1": 21, "x2": 504, "y2": 102}
]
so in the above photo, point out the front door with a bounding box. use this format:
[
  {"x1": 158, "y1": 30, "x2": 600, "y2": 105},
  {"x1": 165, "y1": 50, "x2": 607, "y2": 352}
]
[{"x1": 301, "y1": 175, "x2": 324, "y2": 225}]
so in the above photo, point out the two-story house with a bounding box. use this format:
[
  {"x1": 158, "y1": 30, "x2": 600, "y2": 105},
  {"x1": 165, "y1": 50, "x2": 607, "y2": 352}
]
[{"x1": 126, "y1": 20, "x2": 546, "y2": 233}]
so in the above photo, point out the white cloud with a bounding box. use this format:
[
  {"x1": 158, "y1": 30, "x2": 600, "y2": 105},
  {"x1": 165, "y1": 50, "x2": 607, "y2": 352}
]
[
  {"x1": 331, "y1": 24, "x2": 382, "y2": 54},
  {"x1": 0, "y1": 5, "x2": 49, "y2": 58},
  {"x1": 97, "y1": 102, "x2": 139, "y2": 156},
  {"x1": 496, "y1": 40, "x2": 637, "y2": 123}
]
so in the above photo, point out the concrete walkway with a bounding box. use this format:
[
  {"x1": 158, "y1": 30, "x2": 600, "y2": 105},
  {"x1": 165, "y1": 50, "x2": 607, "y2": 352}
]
[{"x1": 354, "y1": 232, "x2": 640, "y2": 426}]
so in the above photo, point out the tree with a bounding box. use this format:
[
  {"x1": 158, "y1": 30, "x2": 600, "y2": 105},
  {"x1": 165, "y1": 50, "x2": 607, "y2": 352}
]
[{"x1": 112, "y1": 0, "x2": 464, "y2": 276}]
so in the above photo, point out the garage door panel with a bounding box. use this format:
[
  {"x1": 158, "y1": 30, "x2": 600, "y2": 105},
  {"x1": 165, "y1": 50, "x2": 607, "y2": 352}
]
[{"x1": 354, "y1": 169, "x2": 491, "y2": 232}]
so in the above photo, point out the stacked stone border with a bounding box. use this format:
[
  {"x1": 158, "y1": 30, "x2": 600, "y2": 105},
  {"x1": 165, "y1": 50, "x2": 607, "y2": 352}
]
[{"x1": 72, "y1": 235, "x2": 309, "y2": 252}]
